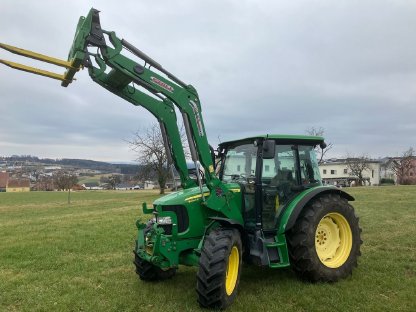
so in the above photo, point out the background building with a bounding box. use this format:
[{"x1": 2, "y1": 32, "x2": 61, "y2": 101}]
[
  {"x1": 0, "y1": 172, "x2": 31, "y2": 192},
  {"x1": 0, "y1": 172, "x2": 9, "y2": 192},
  {"x1": 6, "y1": 178, "x2": 30, "y2": 192},
  {"x1": 319, "y1": 159, "x2": 381, "y2": 186}
]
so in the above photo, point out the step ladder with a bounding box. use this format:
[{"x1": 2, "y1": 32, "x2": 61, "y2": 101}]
[{"x1": 264, "y1": 233, "x2": 290, "y2": 268}]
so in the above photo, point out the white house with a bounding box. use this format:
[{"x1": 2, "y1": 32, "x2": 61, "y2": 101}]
[
  {"x1": 144, "y1": 180, "x2": 157, "y2": 190},
  {"x1": 319, "y1": 159, "x2": 382, "y2": 186},
  {"x1": 81, "y1": 183, "x2": 103, "y2": 190}
]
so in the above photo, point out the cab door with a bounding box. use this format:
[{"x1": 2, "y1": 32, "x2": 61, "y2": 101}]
[
  {"x1": 220, "y1": 142, "x2": 258, "y2": 229},
  {"x1": 261, "y1": 145, "x2": 299, "y2": 230}
]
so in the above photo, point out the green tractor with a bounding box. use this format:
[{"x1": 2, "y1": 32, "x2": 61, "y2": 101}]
[
  {"x1": 1, "y1": 8, "x2": 362, "y2": 309},
  {"x1": 135, "y1": 137, "x2": 362, "y2": 308}
]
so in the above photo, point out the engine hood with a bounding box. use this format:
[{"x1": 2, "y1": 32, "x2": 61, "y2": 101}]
[
  {"x1": 153, "y1": 186, "x2": 210, "y2": 206},
  {"x1": 153, "y1": 183, "x2": 241, "y2": 206}
]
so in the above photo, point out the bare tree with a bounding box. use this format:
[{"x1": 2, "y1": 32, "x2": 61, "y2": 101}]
[
  {"x1": 53, "y1": 171, "x2": 78, "y2": 191},
  {"x1": 35, "y1": 176, "x2": 54, "y2": 191},
  {"x1": 392, "y1": 147, "x2": 415, "y2": 185},
  {"x1": 53, "y1": 171, "x2": 78, "y2": 204},
  {"x1": 108, "y1": 174, "x2": 122, "y2": 190},
  {"x1": 345, "y1": 155, "x2": 371, "y2": 186},
  {"x1": 306, "y1": 127, "x2": 333, "y2": 164},
  {"x1": 129, "y1": 123, "x2": 189, "y2": 194}
]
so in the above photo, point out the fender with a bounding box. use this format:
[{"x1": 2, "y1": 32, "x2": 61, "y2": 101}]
[
  {"x1": 209, "y1": 217, "x2": 244, "y2": 232},
  {"x1": 196, "y1": 217, "x2": 246, "y2": 253},
  {"x1": 277, "y1": 186, "x2": 354, "y2": 234}
]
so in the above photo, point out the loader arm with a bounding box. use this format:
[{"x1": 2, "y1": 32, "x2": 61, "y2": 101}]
[
  {"x1": 0, "y1": 10, "x2": 196, "y2": 190},
  {"x1": 87, "y1": 57, "x2": 196, "y2": 189},
  {"x1": 0, "y1": 8, "x2": 243, "y2": 222},
  {"x1": 76, "y1": 9, "x2": 241, "y2": 220}
]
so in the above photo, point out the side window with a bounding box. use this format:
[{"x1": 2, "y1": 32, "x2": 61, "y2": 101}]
[
  {"x1": 262, "y1": 145, "x2": 297, "y2": 193},
  {"x1": 262, "y1": 159, "x2": 275, "y2": 178},
  {"x1": 298, "y1": 146, "x2": 321, "y2": 186},
  {"x1": 268, "y1": 145, "x2": 296, "y2": 185}
]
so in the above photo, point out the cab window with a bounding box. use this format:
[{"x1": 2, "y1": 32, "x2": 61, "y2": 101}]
[{"x1": 298, "y1": 145, "x2": 321, "y2": 186}]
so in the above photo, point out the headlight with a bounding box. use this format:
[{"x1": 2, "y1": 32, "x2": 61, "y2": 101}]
[{"x1": 157, "y1": 216, "x2": 172, "y2": 225}]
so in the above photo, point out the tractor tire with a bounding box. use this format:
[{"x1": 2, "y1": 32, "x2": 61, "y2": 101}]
[
  {"x1": 196, "y1": 228, "x2": 242, "y2": 309},
  {"x1": 134, "y1": 252, "x2": 176, "y2": 281},
  {"x1": 287, "y1": 193, "x2": 362, "y2": 282}
]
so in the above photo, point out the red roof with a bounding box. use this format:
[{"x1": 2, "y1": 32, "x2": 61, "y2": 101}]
[
  {"x1": 7, "y1": 178, "x2": 30, "y2": 188},
  {"x1": 0, "y1": 172, "x2": 9, "y2": 188}
]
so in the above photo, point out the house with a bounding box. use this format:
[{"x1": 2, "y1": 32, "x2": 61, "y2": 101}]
[
  {"x1": 407, "y1": 159, "x2": 416, "y2": 184},
  {"x1": 319, "y1": 159, "x2": 382, "y2": 186},
  {"x1": 82, "y1": 182, "x2": 103, "y2": 190},
  {"x1": 0, "y1": 172, "x2": 31, "y2": 192},
  {"x1": 378, "y1": 157, "x2": 416, "y2": 185},
  {"x1": 144, "y1": 181, "x2": 157, "y2": 190},
  {"x1": 389, "y1": 157, "x2": 416, "y2": 185},
  {"x1": 6, "y1": 178, "x2": 31, "y2": 192},
  {"x1": 165, "y1": 178, "x2": 182, "y2": 190},
  {"x1": 72, "y1": 184, "x2": 86, "y2": 191},
  {"x1": 44, "y1": 166, "x2": 62, "y2": 171},
  {"x1": 115, "y1": 183, "x2": 133, "y2": 190},
  {"x1": 0, "y1": 172, "x2": 9, "y2": 192},
  {"x1": 379, "y1": 157, "x2": 397, "y2": 182}
]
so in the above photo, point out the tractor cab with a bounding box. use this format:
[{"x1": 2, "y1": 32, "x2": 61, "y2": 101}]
[{"x1": 218, "y1": 135, "x2": 324, "y2": 232}]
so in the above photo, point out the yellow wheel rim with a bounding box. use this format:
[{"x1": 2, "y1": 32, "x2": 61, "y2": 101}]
[
  {"x1": 315, "y1": 213, "x2": 352, "y2": 268},
  {"x1": 225, "y1": 246, "x2": 239, "y2": 295}
]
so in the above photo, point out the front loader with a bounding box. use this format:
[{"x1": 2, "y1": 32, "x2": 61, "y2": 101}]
[{"x1": 1, "y1": 8, "x2": 362, "y2": 309}]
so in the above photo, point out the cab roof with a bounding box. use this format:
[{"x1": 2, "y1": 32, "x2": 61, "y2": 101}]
[{"x1": 219, "y1": 134, "x2": 325, "y2": 149}]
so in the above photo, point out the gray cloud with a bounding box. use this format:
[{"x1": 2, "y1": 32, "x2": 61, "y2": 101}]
[{"x1": 1, "y1": 0, "x2": 415, "y2": 161}]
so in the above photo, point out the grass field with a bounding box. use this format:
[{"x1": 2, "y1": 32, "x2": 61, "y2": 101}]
[{"x1": 1, "y1": 186, "x2": 415, "y2": 311}]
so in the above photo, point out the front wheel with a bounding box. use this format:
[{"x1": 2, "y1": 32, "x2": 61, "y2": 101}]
[
  {"x1": 196, "y1": 228, "x2": 242, "y2": 309},
  {"x1": 287, "y1": 194, "x2": 362, "y2": 282},
  {"x1": 134, "y1": 252, "x2": 176, "y2": 281}
]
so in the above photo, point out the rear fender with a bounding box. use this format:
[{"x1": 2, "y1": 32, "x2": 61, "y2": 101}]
[{"x1": 277, "y1": 186, "x2": 354, "y2": 234}]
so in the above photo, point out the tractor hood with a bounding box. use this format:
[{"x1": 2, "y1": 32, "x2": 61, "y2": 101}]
[
  {"x1": 153, "y1": 186, "x2": 210, "y2": 206},
  {"x1": 153, "y1": 183, "x2": 241, "y2": 206}
]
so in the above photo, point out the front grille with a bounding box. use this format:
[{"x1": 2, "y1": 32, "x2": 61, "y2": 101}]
[{"x1": 161, "y1": 205, "x2": 189, "y2": 234}]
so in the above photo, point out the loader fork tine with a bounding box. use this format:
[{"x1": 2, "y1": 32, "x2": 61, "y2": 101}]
[{"x1": 0, "y1": 42, "x2": 81, "y2": 85}]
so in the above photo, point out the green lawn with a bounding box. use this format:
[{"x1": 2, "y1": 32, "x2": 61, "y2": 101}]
[{"x1": 0, "y1": 187, "x2": 415, "y2": 311}]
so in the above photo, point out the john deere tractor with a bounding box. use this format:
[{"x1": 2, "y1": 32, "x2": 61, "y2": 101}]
[{"x1": 1, "y1": 8, "x2": 362, "y2": 309}]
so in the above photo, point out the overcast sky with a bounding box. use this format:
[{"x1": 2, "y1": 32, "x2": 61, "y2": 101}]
[{"x1": 1, "y1": 0, "x2": 415, "y2": 162}]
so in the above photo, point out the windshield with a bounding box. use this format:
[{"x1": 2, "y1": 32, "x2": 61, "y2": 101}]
[{"x1": 221, "y1": 143, "x2": 257, "y2": 182}]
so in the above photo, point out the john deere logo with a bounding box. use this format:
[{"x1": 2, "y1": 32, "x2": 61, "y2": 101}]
[{"x1": 150, "y1": 76, "x2": 174, "y2": 93}]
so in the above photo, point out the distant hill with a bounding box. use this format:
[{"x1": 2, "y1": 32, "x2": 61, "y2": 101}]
[{"x1": 0, "y1": 155, "x2": 140, "y2": 174}]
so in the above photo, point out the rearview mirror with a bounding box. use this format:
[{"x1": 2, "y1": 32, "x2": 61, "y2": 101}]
[{"x1": 262, "y1": 140, "x2": 275, "y2": 159}]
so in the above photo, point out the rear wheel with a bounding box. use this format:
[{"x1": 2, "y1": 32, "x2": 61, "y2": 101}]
[
  {"x1": 287, "y1": 194, "x2": 362, "y2": 282},
  {"x1": 196, "y1": 228, "x2": 242, "y2": 309}
]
